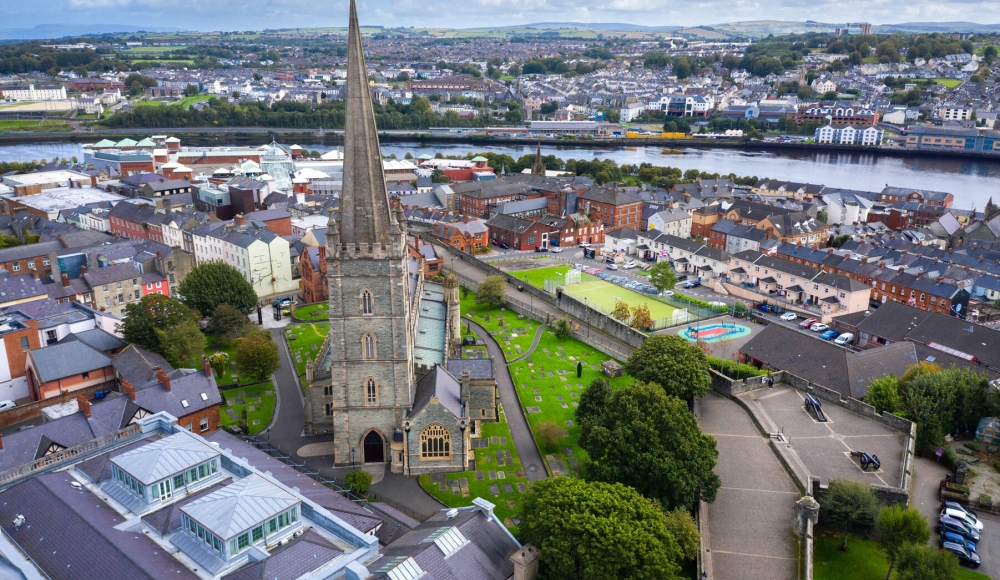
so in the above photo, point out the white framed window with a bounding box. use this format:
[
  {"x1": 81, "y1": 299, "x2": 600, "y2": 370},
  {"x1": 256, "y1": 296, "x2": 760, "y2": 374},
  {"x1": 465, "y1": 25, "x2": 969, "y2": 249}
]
[
  {"x1": 362, "y1": 333, "x2": 376, "y2": 360},
  {"x1": 366, "y1": 377, "x2": 377, "y2": 406}
]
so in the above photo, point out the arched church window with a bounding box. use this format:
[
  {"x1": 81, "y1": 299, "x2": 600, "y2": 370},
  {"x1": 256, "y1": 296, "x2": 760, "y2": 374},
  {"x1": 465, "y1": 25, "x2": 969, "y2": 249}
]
[
  {"x1": 362, "y1": 333, "x2": 376, "y2": 360},
  {"x1": 420, "y1": 423, "x2": 451, "y2": 459},
  {"x1": 366, "y1": 377, "x2": 377, "y2": 406},
  {"x1": 361, "y1": 289, "x2": 373, "y2": 315},
  {"x1": 324, "y1": 402, "x2": 333, "y2": 416}
]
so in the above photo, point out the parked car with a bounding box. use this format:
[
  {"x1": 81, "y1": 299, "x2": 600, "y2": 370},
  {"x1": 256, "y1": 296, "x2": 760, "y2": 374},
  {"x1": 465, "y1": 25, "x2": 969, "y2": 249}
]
[
  {"x1": 940, "y1": 531, "x2": 977, "y2": 553},
  {"x1": 499, "y1": 242, "x2": 510, "y2": 249},
  {"x1": 809, "y1": 323, "x2": 830, "y2": 332},
  {"x1": 941, "y1": 541, "x2": 981, "y2": 568},
  {"x1": 683, "y1": 280, "x2": 702, "y2": 289},
  {"x1": 0, "y1": 400, "x2": 16, "y2": 411},
  {"x1": 834, "y1": 333, "x2": 854, "y2": 346},
  {"x1": 623, "y1": 261, "x2": 637, "y2": 269},
  {"x1": 943, "y1": 502, "x2": 978, "y2": 520},
  {"x1": 799, "y1": 318, "x2": 818, "y2": 329},
  {"x1": 780, "y1": 312, "x2": 797, "y2": 321},
  {"x1": 677, "y1": 275, "x2": 689, "y2": 282},
  {"x1": 942, "y1": 508, "x2": 984, "y2": 531},
  {"x1": 579, "y1": 242, "x2": 591, "y2": 248},
  {"x1": 606, "y1": 256, "x2": 616, "y2": 263},
  {"x1": 550, "y1": 247, "x2": 563, "y2": 253},
  {"x1": 535, "y1": 246, "x2": 548, "y2": 253},
  {"x1": 938, "y1": 517, "x2": 980, "y2": 542},
  {"x1": 606, "y1": 264, "x2": 618, "y2": 270},
  {"x1": 820, "y1": 329, "x2": 839, "y2": 340},
  {"x1": 661, "y1": 290, "x2": 675, "y2": 297}
]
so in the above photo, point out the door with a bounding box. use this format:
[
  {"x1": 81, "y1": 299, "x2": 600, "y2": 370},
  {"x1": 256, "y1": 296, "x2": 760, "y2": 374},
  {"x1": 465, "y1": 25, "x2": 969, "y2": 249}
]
[{"x1": 363, "y1": 430, "x2": 384, "y2": 463}]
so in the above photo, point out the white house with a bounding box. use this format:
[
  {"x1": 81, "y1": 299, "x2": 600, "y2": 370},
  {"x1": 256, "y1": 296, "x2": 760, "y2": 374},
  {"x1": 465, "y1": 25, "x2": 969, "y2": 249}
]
[
  {"x1": 620, "y1": 102, "x2": 646, "y2": 123},
  {"x1": 193, "y1": 224, "x2": 295, "y2": 297},
  {"x1": 811, "y1": 78, "x2": 837, "y2": 94},
  {"x1": 0, "y1": 84, "x2": 68, "y2": 101},
  {"x1": 815, "y1": 124, "x2": 883, "y2": 146},
  {"x1": 647, "y1": 208, "x2": 692, "y2": 239}
]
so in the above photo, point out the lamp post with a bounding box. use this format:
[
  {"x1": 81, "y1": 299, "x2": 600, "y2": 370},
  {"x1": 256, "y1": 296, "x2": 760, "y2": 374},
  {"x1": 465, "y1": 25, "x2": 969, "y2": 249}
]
[
  {"x1": 403, "y1": 422, "x2": 411, "y2": 476},
  {"x1": 350, "y1": 447, "x2": 356, "y2": 469}
]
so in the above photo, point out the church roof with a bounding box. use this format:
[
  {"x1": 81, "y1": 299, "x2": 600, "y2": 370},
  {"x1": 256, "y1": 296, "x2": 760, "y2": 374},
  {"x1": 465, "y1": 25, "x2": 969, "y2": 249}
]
[
  {"x1": 410, "y1": 366, "x2": 463, "y2": 418},
  {"x1": 339, "y1": 0, "x2": 394, "y2": 246}
]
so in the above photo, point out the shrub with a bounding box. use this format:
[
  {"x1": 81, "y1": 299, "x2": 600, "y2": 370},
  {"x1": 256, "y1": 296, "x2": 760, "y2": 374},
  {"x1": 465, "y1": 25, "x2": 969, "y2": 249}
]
[
  {"x1": 345, "y1": 469, "x2": 373, "y2": 496},
  {"x1": 552, "y1": 318, "x2": 572, "y2": 340},
  {"x1": 535, "y1": 421, "x2": 568, "y2": 452},
  {"x1": 994, "y1": 462, "x2": 1000, "y2": 473},
  {"x1": 964, "y1": 442, "x2": 980, "y2": 451},
  {"x1": 981, "y1": 494, "x2": 992, "y2": 506},
  {"x1": 707, "y1": 356, "x2": 768, "y2": 379}
]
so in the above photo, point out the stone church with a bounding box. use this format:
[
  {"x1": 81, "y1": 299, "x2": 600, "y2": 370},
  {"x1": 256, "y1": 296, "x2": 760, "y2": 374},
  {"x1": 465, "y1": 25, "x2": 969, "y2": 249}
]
[{"x1": 304, "y1": 0, "x2": 495, "y2": 475}]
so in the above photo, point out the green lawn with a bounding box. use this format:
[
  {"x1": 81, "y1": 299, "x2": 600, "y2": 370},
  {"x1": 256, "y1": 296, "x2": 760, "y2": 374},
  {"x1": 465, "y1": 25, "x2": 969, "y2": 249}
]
[
  {"x1": 284, "y1": 323, "x2": 329, "y2": 389},
  {"x1": 418, "y1": 409, "x2": 530, "y2": 531},
  {"x1": 176, "y1": 94, "x2": 213, "y2": 108},
  {"x1": 292, "y1": 302, "x2": 330, "y2": 322},
  {"x1": 935, "y1": 78, "x2": 962, "y2": 89},
  {"x1": 204, "y1": 334, "x2": 240, "y2": 386},
  {"x1": 814, "y1": 527, "x2": 989, "y2": 580},
  {"x1": 0, "y1": 119, "x2": 71, "y2": 133},
  {"x1": 508, "y1": 265, "x2": 596, "y2": 290},
  {"x1": 220, "y1": 384, "x2": 276, "y2": 435},
  {"x1": 562, "y1": 279, "x2": 681, "y2": 328},
  {"x1": 459, "y1": 291, "x2": 541, "y2": 360}
]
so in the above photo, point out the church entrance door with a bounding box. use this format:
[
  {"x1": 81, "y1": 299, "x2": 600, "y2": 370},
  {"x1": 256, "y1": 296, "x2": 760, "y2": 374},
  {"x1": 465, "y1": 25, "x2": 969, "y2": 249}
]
[{"x1": 363, "y1": 430, "x2": 385, "y2": 463}]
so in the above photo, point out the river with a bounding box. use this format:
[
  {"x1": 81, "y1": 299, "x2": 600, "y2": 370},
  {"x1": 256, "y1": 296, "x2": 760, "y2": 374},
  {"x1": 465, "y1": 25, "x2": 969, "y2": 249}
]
[{"x1": 3, "y1": 140, "x2": 999, "y2": 210}]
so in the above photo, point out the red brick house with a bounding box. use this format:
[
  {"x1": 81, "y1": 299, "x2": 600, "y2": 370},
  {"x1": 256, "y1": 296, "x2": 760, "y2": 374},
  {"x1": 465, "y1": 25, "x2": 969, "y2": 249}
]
[
  {"x1": 25, "y1": 340, "x2": 115, "y2": 401},
  {"x1": 108, "y1": 201, "x2": 157, "y2": 240},
  {"x1": 485, "y1": 214, "x2": 554, "y2": 251},
  {"x1": 409, "y1": 235, "x2": 444, "y2": 276},
  {"x1": 241, "y1": 209, "x2": 293, "y2": 236},
  {"x1": 299, "y1": 245, "x2": 328, "y2": 304},
  {"x1": 577, "y1": 187, "x2": 643, "y2": 232},
  {"x1": 455, "y1": 181, "x2": 539, "y2": 218},
  {"x1": 431, "y1": 218, "x2": 489, "y2": 254}
]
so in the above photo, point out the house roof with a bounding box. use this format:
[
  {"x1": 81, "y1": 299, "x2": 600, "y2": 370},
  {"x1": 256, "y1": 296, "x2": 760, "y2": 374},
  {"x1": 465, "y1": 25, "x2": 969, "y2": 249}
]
[
  {"x1": 112, "y1": 430, "x2": 220, "y2": 485},
  {"x1": 29, "y1": 340, "x2": 112, "y2": 383},
  {"x1": 181, "y1": 473, "x2": 299, "y2": 540},
  {"x1": 59, "y1": 327, "x2": 126, "y2": 353},
  {"x1": 134, "y1": 367, "x2": 222, "y2": 420},
  {"x1": 410, "y1": 365, "x2": 463, "y2": 418},
  {"x1": 113, "y1": 344, "x2": 173, "y2": 387}
]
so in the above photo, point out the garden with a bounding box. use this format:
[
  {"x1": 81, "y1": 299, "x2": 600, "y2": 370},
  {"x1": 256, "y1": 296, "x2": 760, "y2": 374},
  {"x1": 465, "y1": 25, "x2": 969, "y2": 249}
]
[
  {"x1": 219, "y1": 386, "x2": 276, "y2": 435},
  {"x1": 292, "y1": 302, "x2": 330, "y2": 322}
]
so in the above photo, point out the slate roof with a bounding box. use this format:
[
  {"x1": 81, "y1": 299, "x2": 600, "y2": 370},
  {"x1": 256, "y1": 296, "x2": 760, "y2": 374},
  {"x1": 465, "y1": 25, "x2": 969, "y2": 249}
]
[
  {"x1": 181, "y1": 473, "x2": 299, "y2": 539},
  {"x1": 113, "y1": 344, "x2": 173, "y2": 387},
  {"x1": 410, "y1": 365, "x2": 463, "y2": 418},
  {"x1": 0, "y1": 274, "x2": 47, "y2": 303},
  {"x1": 59, "y1": 327, "x2": 126, "y2": 353},
  {"x1": 29, "y1": 340, "x2": 112, "y2": 383},
  {"x1": 578, "y1": 187, "x2": 641, "y2": 206},
  {"x1": 134, "y1": 367, "x2": 222, "y2": 420},
  {"x1": 484, "y1": 213, "x2": 537, "y2": 235},
  {"x1": 83, "y1": 261, "x2": 141, "y2": 287},
  {"x1": 221, "y1": 529, "x2": 344, "y2": 580},
  {"x1": 445, "y1": 358, "x2": 494, "y2": 380},
  {"x1": 0, "y1": 240, "x2": 62, "y2": 262}
]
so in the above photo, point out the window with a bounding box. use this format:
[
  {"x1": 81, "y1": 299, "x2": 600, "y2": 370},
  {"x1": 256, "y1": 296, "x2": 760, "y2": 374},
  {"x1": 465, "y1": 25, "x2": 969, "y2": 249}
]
[
  {"x1": 134, "y1": 290, "x2": 140, "y2": 300},
  {"x1": 103, "y1": 285, "x2": 108, "y2": 292},
  {"x1": 147, "y1": 283, "x2": 153, "y2": 290},
  {"x1": 361, "y1": 289, "x2": 373, "y2": 314},
  {"x1": 174, "y1": 474, "x2": 185, "y2": 488},
  {"x1": 84, "y1": 293, "x2": 91, "y2": 301},
  {"x1": 200, "y1": 417, "x2": 209, "y2": 432},
  {"x1": 43, "y1": 258, "x2": 49, "y2": 266},
  {"x1": 420, "y1": 423, "x2": 452, "y2": 459},
  {"x1": 323, "y1": 385, "x2": 333, "y2": 396},
  {"x1": 324, "y1": 402, "x2": 333, "y2": 416},
  {"x1": 362, "y1": 333, "x2": 376, "y2": 360},
  {"x1": 11, "y1": 262, "x2": 19, "y2": 272},
  {"x1": 27, "y1": 260, "x2": 34, "y2": 269},
  {"x1": 117, "y1": 282, "x2": 122, "y2": 289},
  {"x1": 237, "y1": 533, "x2": 250, "y2": 550},
  {"x1": 267, "y1": 518, "x2": 277, "y2": 534},
  {"x1": 20, "y1": 337, "x2": 28, "y2": 351},
  {"x1": 252, "y1": 526, "x2": 263, "y2": 542},
  {"x1": 82, "y1": 372, "x2": 90, "y2": 380},
  {"x1": 366, "y1": 378, "x2": 377, "y2": 406}
]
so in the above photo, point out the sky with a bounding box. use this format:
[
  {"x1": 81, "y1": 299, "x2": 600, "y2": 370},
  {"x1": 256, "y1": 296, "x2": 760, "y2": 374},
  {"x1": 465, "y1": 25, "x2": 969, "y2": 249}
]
[{"x1": 2, "y1": 0, "x2": 1000, "y2": 32}]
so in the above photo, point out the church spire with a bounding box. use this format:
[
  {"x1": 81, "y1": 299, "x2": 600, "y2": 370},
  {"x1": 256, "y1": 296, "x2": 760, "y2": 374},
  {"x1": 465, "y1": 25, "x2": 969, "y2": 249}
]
[
  {"x1": 340, "y1": 0, "x2": 394, "y2": 246},
  {"x1": 531, "y1": 141, "x2": 546, "y2": 176}
]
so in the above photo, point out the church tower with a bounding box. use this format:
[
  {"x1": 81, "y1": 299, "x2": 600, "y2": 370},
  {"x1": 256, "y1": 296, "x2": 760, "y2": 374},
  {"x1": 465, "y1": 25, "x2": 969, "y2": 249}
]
[
  {"x1": 530, "y1": 141, "x2": 546, "y2": 176},
  {"x1": 305, "y1": 0, "x2": 413, "y2": 467}
]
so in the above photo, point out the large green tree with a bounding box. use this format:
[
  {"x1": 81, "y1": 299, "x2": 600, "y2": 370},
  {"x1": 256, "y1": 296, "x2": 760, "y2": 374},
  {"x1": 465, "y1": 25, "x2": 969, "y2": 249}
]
[
  {"x1": 517, "y1": 477, "x2": 689, "y2": 580},
  {"x1": 576, "y1": 377, "x2": 612, "y2": 432},
  {"x1": 234, "y1": 332, "x2": 280, "y2": 381},
  {"x1": 865, "y1": 375, "x2": 901, "y2": 415},
  {"x1": 118, "y1": 294, "x2": 200, "y2": 354},
  {"x1": 206, "y1": 303, "x2": 253, "y2": 342},
  {"x1": 623, "y1": 335, "x2": 711, "y2": 400},
  {"x1": 894, "y1": 543, "x2": 958, "y2": 580},
  {"x1": 155, "y1": 320, "x2": 207, "y2": 368},
  {"x1": 648, "y1": 260, "x2": 678, "y2": 292},
  {"x1": 875, "y1": 505, "x2": 931, "y2": 580},
  {"x1": 475, "y1": 274, "x2": 506, "y2": 308},
  {"x1": 580, "y1": 381, "x2": 720, "y2": 510},
  {"x1": 178, "y1": 262, "x2": 258, "y2": 316},
  {"x1": 822, "y1": 479, "x2": 879, "y2": 551}
]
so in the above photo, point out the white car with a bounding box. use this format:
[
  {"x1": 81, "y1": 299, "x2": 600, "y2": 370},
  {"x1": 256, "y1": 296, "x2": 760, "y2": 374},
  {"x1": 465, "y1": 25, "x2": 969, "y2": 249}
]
[
  {"x1": 942, "y1": 507, "x2": 984, "y2": 532},
  {"x1": 834, "y1": 333, "x2": 854, "y2": 346},
  {"x1": 550, "y1": 247, "x2": 563, "y2": 253},
  {"x1": 780, "y1": 312, "x2": 797, "y2": 321},
  {"x1": 578, "y1": 242, "x2": 591, "y2": 248},
  {"x1": 660, "y1": 290, "x2": 675, "y2": 297},
  {"x1": 0, "y1": 400, "x2": 15, "y2": 411},
  {"x1": 809, "y1": 323, "x2": 829, "y2": 332},
  {"x1": 623, "y1": 261, "x2": 637, "y2": 269}
]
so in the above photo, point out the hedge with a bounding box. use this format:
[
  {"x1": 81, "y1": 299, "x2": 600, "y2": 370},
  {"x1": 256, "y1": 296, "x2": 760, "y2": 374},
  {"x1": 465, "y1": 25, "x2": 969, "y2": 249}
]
[{"x1": 707, "y1": 356, "x2": 769, "y2": 379}]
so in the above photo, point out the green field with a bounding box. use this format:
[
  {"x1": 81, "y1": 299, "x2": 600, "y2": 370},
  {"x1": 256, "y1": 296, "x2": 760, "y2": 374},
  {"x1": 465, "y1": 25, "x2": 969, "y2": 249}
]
[
  {"x1": 0, "y1": 119, "x2": 71, "y2": 133},
  {"x1": 220, "y1": 384, "x2": 276, "y2": 435},
  {"x1": 509, "y1": 265, "x2": 596, "y2": 290},
  {"x1": 137, "y1": 94, "x2": 212, "y2": 108},
  {"x1": 562, "y1": 279, "x2": 681, "y2": 327},
  {"x1": 934, "y1": 78, "x2": 962, "y2": 89},
  {"x1": 284, "y1": 323, "x2": 329, "y2": 390},
  {"x1": 459, "y1": 292, "x2": 542, "y2": 360},
  {"x1": 292, "y1": 302, "x2": 329, "y2": 322}
]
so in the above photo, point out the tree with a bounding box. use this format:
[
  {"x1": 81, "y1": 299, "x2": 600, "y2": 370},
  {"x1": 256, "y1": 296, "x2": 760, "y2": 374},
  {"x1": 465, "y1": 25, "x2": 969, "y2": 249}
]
[
  {"x1": 576, "y1": 378, "x2": 612, "y2": 432},
  {"x1": 396, "y1": 71, "x2": 410, "y2": 81},
  {"x1": 177, "y1": 262, "x2": 258, "y2": 316},
  {"x1": 876, "y1": 505, "x2": 931, "y2": 580},
  {"x1": 624, "y1": 335, "x2": 711, "y2": 400},
  {"x1": 431, "y1": 168, "x2": 451, "y2": 183},
  {"x1": 984, "y1": 45, "x2": 998, "y2": 65},
  {"x1": 649, "y1": 260, "x2": 678, "y2": 292},
  {"x1": 611, "y1": 299, "x2": 631, "y2": 322},
  {"x1": 119, "y1": 295, "x2": 200, "y2": 353},
  {"x1": 475, "y1": 275, "x2": 506, "y2": 308},
  {"x1": 155, "y1": 320, "x2": 206, "y2": 367},
  {"x1": 630, "y1": 303, "x2": 652, "y2": 330},
  {"x1": 346, "y1": 469, "x2": 373, "y2": 495},
  {"x1": 816, "y1": 211, "x2": 829, "y2": 224},
  {"x1": 206, "y1": 303, "x2": 253, "y2": 342},
  {"x1": 822, "y1": 479, "x2": 879, "y2": 551},
  {"x1": 552, "y1": 317, "x2": 572, "y2": 339},
  {"x1": 234, "y1": 332, "x2": 280, "y2": 381},
  {"x1": 535, "y1": 421, "x2": 568, "y2": 452},
  {"x1": 865, "y1": 376, "x2": 901, "y2": 414},
  {"x1": 663, "y1": 509, "x2": 701, "y2": 561},
  {"x1": 208, "y1": 351, "x2": 230, "y2": 377},
  {"x1": 580, "y1": 381, "x2": 720, "y2": 510},
  {"x1": 183, "y1": 84, "x2": 199, "y2": 97},
  {"x1": 895, "y1": 543, "x2": 958, "y2": 580},
  {"x1": 517, "y1": 478, "x2": 688, "y2": 580}
]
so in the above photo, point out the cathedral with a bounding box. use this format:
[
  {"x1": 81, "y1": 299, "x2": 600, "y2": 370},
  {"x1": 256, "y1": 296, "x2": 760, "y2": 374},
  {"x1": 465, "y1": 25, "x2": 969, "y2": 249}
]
[{"x1": 304, "y1": 0, "x2": 496, "y2": 475}]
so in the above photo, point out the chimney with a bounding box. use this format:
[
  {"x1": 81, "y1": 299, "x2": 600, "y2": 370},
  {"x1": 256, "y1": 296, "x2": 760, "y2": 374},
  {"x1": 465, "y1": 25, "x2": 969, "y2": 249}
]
[
  {"x1": 201, "y1": 356, "x2": 212, "y2": 377},
  {"x1": 235, "y1": 214, "x2": 245, "y2": 226},
  {"x1": 76, "y1": 394, "x2": 91, "y2": 418},
  {"x1": 31, "y1": 270, "x2": 38, "y2": 280},
  {"x1": 156, "y1": 367, "x2": 171, "y2": 391},
  {"x1": 122, "y1": 379, "x2": 135, "y2": 401},
  {"x1": 509, "y1": 545, "x2": 540, "y2": 580},
  {"x1": 917, "y1": 272, "x2": 924, "y2": 279},
  {"x1": 461, "y1": 370, "x2": 470, "y2": 408},
  {"x1": 62, "y1": 273, "x2": 70, "y2": 287},
  {"x1": 80, "y1": 265, "x2": 88, "y2": 275}
]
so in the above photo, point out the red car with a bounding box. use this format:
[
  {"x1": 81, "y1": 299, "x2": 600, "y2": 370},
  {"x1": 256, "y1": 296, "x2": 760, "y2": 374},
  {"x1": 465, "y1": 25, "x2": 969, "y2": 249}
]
[{"x1": 799, "y1": 317, "x2": 818, "y2": 329}]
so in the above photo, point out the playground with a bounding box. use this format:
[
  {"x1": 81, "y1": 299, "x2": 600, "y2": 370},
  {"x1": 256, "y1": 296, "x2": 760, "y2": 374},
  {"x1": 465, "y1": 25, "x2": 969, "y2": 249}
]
[
  {"x1": 561, "y1": 280, "x2": 686, "y2": 327},
  {"x1": 678, "y1": 322, "x2": 751, "y2": 343}
]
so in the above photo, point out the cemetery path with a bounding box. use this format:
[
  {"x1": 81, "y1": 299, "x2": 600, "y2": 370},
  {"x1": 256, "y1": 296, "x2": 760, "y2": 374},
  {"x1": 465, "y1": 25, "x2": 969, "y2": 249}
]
[{"x1": 509, "y1": 323, "x2": 547, "y2": 364}]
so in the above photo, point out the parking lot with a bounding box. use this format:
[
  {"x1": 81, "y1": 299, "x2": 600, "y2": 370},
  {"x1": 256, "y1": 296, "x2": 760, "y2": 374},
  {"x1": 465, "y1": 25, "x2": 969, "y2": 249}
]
[{"x1": 739, "y1": 385, "x2": 907, "y2": 490}]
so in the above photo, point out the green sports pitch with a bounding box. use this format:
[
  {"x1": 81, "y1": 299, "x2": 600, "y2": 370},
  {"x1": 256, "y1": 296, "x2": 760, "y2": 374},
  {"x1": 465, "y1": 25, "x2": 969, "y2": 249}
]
[{"x1": 561, "y1": 280, "x2": 684, "y2": 326}]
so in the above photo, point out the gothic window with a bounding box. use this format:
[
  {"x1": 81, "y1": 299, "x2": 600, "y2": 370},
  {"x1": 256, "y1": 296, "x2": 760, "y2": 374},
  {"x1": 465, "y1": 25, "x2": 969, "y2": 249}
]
[
  {"x1": 420, "y1": 423, "x2": 451, "y2": 459},
  {"x1": 324, "y1": 402, "x2": 333, "y2": 416},
  {"x1": 362, "y1": 333, "x2": 376, "y2": 360},
  {"x1": 361, "y1": 289, "x2": 373, "y2": 315},
  {"x1": 323, "y1": 385, "x2": 333, "y2": 396},
  {"x1": 366, "y1": 377, "x2": 378, "y2": 406}
]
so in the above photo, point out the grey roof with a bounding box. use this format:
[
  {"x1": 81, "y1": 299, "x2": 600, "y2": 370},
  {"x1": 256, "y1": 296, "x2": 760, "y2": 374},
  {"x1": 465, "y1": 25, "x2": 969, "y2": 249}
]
[
  {"x1": 83, "y1": 261, "x2": 141, "y2": 287},
  {"x1": 134, "y1": 367, "x2": 222, "y2": 419},
  {"x1": 578, "y1": 186, "x2": 641, "y2": 206},
  {"x1": 60, "y1": 327, "x2": 126, "y2": 353},
  {"x1": 222, "y1": 529, "x2": 344, "y2": 580},
  {"x1": 445, "y1": 358, "x2": 494, "y2": 380},
  {"x1": 112, "y1": 430, "x2": 220, "y2": 485},
  {"x1": 484, "y1": 213, "x2": 537, "y2": 235},
  {"x1": 29, "y1": 340, "x2": 111, "y2": 383},
  {"x1": 243, "y1": 208, "x2": 290, "y2": 221},
  {"x1": 0, "y1": 471, "x2": 201, "y2": 580},
  {"x1": 181, "y1": 473, "x2": 299, "y2": 540},
  {"x1": 0, "y1": 240, "x2": 62, "y2": 262},
  {"x1": 0, "y1": 274, "x2": 47, "y2": 303},
  {"x1": 338, "y1": 0, "x2": 394, "y2": 247},
  {"x1": 113, "y1": 344, "x2": 173, "y2": 387},
  {"x1": 142, "y1": 480, "x2": 232, "y2": 536},
  {"x1": 410, "y1": 365, "x2": 463, "y2": 418}
]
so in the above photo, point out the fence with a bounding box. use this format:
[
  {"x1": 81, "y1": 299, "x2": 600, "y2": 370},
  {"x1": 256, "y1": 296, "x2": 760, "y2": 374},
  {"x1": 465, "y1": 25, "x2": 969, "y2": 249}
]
[{"x1": 241, "y1": 435, "x2": 434, "y2": 522}]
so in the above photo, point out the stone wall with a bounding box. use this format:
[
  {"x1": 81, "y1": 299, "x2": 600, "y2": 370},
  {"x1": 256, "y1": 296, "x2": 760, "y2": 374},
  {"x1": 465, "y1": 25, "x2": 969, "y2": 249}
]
[
  {"x1": 556, "y1": 293, "x2": 646, "y2": 349},
  {"x1": 709, "y1": 369, "x2": 765, "y2": 397}
]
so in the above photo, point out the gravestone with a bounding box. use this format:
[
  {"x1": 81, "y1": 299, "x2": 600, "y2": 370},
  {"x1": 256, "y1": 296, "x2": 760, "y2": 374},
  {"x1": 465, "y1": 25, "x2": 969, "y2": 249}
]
[
  {"x1": 489, "y1": 485, "x2": 500, "y2": 495},
  {"x1": 526, "y1": 406, "x2": 541, "y2": 413},
  {"x1": 565, "y1": 420, "x2": 574, "y2": 427},
  {"x1": 475, "y1": 471, "x2": 484, "y2": 480},
  {"x1": 503, "y1": 484, "x2": 514, "y2": 494},
  {"x1": 516, "y1": 482, "x2": 527, "y2": 493}
]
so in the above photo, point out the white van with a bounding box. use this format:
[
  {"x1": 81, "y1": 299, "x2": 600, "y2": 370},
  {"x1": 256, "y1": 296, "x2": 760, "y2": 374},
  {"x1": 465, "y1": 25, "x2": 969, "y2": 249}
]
[{"x1": 834, "y1": 333, "x2": 854, "y2": 346}]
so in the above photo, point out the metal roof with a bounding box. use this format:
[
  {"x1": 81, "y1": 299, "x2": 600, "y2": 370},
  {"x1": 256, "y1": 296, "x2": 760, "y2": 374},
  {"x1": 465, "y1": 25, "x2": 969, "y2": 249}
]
[
  {"x1": 112, "y1": 430, "x2": 220, "y2": 485},
  {"x1": 180, "y1": 473, "x2": 299, "y2": 540}
]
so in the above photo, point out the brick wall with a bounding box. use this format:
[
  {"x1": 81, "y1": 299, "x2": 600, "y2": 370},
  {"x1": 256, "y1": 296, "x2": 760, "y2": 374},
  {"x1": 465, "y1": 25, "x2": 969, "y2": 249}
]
[{"x1": 177, "y1": 404, "x2": 222, "y2": 435}]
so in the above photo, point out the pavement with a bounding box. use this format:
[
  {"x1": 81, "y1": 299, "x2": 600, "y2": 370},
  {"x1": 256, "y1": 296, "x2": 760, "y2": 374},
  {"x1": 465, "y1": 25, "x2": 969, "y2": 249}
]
[
  {"x1": 699, "y1": 391, "x2": 799, "y2": 580},
  {"x1": 467, "y1": 320, "x2": 546, "y2": 481}
]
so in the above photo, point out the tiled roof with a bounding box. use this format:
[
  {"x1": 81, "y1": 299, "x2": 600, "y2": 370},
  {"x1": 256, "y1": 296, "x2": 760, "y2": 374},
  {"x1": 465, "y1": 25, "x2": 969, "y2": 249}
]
[
  {"x1": 221, "y1": 529, "x2": 344, "y2": 580},
  {"x1": 59, "y1": 327, "x2": 126, "y2": 353},
  {"x1": 113, "y1": 344, "x2": 173, "y2": 387},
  {"x1": 0, "y1": 240, "x2": 63, "y2": 262},
  {"x1": 410, "y1": 366, "x2": 463, "y2": 418},
  {"x1": 83, "y1": 261, "x2": 141, "y2": 287},
  {"x1": 29, "y1": 340, "x2": 112, "y2": 383}
]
